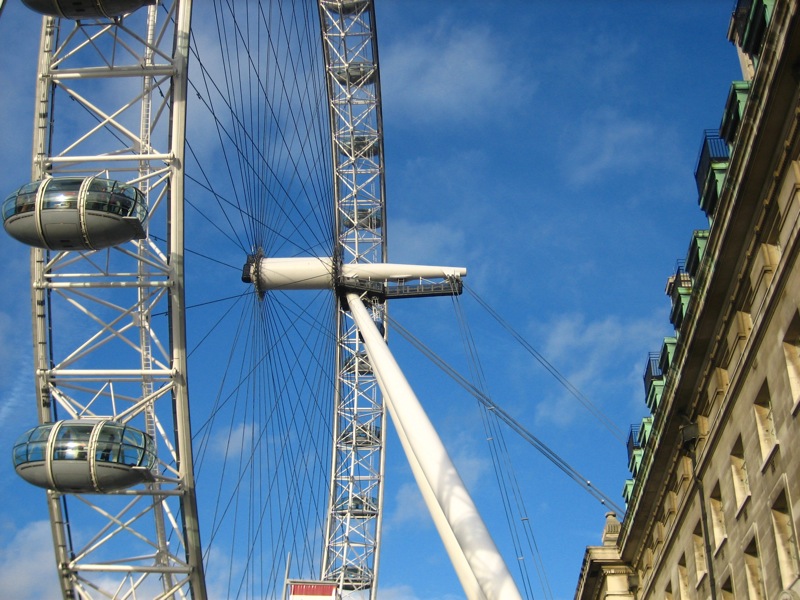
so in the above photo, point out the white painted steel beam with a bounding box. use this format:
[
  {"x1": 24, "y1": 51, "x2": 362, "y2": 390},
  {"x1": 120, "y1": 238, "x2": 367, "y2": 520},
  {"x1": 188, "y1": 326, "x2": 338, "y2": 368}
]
[
  {"x1": 252, "y1": 256, "x2": 467, "y2": 291},
  {"x1": 346, "y1": 292, "x2": 522, "y2": 600}
]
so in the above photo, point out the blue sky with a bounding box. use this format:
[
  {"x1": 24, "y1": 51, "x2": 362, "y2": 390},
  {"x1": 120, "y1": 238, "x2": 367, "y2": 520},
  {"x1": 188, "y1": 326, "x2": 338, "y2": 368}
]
[{"x1": 0, "y1": 1, "x2": 742, "y2": 599}]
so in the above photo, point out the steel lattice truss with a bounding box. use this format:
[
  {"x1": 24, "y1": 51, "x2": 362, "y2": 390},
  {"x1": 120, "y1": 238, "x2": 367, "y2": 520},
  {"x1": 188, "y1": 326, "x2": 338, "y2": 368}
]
[
  {"x1": 27, "y1": 4, "x2": 205, "y2": 598},
  {"x1": 319, "y1": 0, "x2": 387, "y2": 595}
]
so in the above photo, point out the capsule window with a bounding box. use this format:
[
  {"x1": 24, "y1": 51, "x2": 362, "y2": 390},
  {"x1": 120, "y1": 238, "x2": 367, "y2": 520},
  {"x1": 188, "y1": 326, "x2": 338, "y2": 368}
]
[
  {"x1": 42, "y1": 178, "x2": 82, "y2": 210},
  {"x1": 2, "y1": 182, "x2": 39, "y2": 220},
  {"x1": 2, "y1": 177, "x2": 147, "y2": 221},
  {"x1": 12, "y1": 424, "x2": 52, "y2": 466},
  {"x1": 53, "y1": 423, "x2": 92, "y2": 461},
  {"x1": 95, "y1": 423, "x2": 123, "y2": 463}
]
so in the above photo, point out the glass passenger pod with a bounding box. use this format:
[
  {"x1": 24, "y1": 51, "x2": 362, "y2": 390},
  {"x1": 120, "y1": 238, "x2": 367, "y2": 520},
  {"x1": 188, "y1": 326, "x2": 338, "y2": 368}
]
[
  {"x1": 340, "y1": 423, "x2": 381, "y2": 446},
  {"x1": 334, "y1": 494, "x2": 378, "y2": 516},
  {"x1": 12, "y1": 419, "x2": 157, "y2": 493},
  {"x1": 333, "y1": 63, "x2": 377, "y2": 86},
  {"x1": 343, "y1": 351, "x2": 373, "y2": 375},
  {"x1": 2, "y1": 176, "x2": 147, "y2": 250},
  {"x1": 330, "y1": 565, "x2": 372, "y2": 591},
  {"x1": 337, "y1": 132, "x2": 379, "y2": 160},
  {"x1": 21, "y1": 0, "x2": 153, "y2": 19},
  {"x1": 340, "y1": 207, "x2": 382, "y2": 232},
  {"x1": 320, "y1": 0, "x2": 369, "y2": 15}
]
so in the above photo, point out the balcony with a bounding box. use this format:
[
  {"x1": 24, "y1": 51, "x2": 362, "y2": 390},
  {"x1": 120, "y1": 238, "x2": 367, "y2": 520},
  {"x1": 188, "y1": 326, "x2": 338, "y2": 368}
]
[
  {"x1": 623, "y1": 479, "x2": 635, "y2": 504},
  {"x1": 685, "y1": 230, "x2": 709, "y2": 279},
  {"x1": 643, "y1": 352, "x2": 662, "y2": 396},
  {"x1": 639, "y1": 416, "x2": 654, "y2": 447},
  {"x1": 666, "y1": 262, "x2": 693, "y2": 331},
  {"x1": 720, "y1": 81, "x2": 751, "y2": 146},
  {"x1": 730, "y1": 0, "x2": 770, "y2": 58},
  {"x1": 694, "y1": 130, "x2": 729, "y2": 219},
  {"x1": 627, "y1": 425, "x2": 642, "y2": 474}
]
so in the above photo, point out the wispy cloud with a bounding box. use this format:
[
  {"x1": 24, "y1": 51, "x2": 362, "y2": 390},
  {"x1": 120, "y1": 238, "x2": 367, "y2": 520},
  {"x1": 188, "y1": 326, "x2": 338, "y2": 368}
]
[
  {"x1": 530, "y1": 311, "x2": 665, "y2": 428},
  {"x1": 389, "y1": 216, "x2": 468, "y2": 266},
  {"x1": 558, "y1": 108, "x2": 657, "y2": 187},
  {"x1": 208, "y1": 421, "x2": 261, "y2": 461},
  {"x1": 380, "y1": 584, "x2": 463, "y2": 600},
  {"x1": 384, "y1": 481, "x2": 428, "y2": 530},
  {"x1": 0, "y1": 521, "x2": 60, "y2": 599},
  {"x1": 381, "y1": 16, "x2": 535, "y2": 125}
]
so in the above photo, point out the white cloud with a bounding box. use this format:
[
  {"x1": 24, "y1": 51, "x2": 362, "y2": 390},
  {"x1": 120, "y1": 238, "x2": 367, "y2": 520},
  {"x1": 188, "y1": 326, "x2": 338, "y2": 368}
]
[
  {"x1": 384, "y1": 481, "x2": 428, "y2": 530},
  {"x1": 530, "y1": 311, "x2": 665, "y2": 428},
  {"x1": 559, "y1": 108, "x2": 655, "y2": 187},
  {"x1": 208, "y1": 421, "x2": 262, "y2": 461},
  {"x1": 0, "y1": 521, "x2": 61, "y2": 599},
  {"x1": 448, "y1": 430, "x2": 492, "y2": 490},
  {"x1": 381, "y1": 18, "x2": 535, "y2": 125},
  {"x1": 379, "y1": 584, "x2": 421, "y2": 600},
  {"x1": 389, "y1": 216, "x2": 468, "y2": 266},
  {"x1": 379, "y1": 584, "x2": 463, "y2": 600}
]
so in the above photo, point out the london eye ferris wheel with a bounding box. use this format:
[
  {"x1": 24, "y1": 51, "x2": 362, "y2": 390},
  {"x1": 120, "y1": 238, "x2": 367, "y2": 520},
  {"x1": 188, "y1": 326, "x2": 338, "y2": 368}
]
[{"x1": 2, "y1": 1, "x2": 522, "y2": 598}]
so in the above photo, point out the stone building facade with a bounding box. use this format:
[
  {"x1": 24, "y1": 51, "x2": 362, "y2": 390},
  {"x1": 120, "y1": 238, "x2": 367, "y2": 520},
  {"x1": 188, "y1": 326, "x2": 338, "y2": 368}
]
[{"x1": 576, "y1": 1, "x2": 800, "y2": 598}]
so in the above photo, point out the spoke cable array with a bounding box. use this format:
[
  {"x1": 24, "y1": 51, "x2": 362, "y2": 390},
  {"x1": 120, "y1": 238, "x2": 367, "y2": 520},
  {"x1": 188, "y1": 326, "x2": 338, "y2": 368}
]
[
  {"x1": 450, "y1": 293, "x2": 553, "y2": 600},
  {"x1": 464, "y1": 284, "x2": 627, "y2": 445},
  {"x1": 180, "y1": 1, "x2": 336, "y2": 596},
  {"x1": 387, "y1": 313, "x2": 626, "y2": 516}
]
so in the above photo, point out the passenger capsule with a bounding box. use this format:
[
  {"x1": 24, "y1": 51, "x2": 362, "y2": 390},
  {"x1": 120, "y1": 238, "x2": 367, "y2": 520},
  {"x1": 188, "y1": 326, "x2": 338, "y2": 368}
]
[
  {"x1": 331, "y1": 565, "x2": 371, "y2": 591},
  {"x1": 343, "y1": 351, "x2": 373, "y2": 375},
  {"x1": 21, "y1": 0, "x2": 153, "y2": 19},
  {"x1": 2, "y1": 176, "x2": 147, "y2": 250},
  {"x1": 341, "y1": 208, "x2": 382, "y2": 232},
  {"x1": 333, "y1": 63, "x2": 376, "y2": 86},
  {"x1": 12, "y1": 419, "x2": 157, "y2": 493},
  {"x1": 320, "y1": 0, "x2": 368, "y2": 15},
  {"x1": 337, "y1": 134, "x2": 379, "y2": 159}
]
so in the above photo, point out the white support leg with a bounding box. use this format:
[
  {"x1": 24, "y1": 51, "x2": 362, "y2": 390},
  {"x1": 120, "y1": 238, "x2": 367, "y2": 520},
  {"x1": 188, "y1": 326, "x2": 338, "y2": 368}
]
[{"x1": 346, "y1": 293, "x2": 522, "y2": 600}]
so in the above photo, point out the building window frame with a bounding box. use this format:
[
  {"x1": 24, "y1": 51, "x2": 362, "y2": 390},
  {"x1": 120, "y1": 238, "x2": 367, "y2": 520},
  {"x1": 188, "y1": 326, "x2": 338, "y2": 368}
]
[
  {"x1": 730, "y1": 436, "x2": 751, "y2": 515},
  {"x1": 771, "y1": 488, "x2": 800, "y2": 589},
  {"x1": 753, "y1": 382, "x2": 779, "y2": 469},
  {"x1": 744, "y1": 536, "x2": 766, "y2": 600},
  {"x1": 710, "y1": 482, "x2": 728, "y2": 552}
]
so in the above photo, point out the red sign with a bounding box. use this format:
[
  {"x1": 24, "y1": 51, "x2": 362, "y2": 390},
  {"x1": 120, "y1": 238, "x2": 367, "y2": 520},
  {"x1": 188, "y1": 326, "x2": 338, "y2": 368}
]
[{"x1": 290, "y1": 583, "x2": 337, "y2": 598}]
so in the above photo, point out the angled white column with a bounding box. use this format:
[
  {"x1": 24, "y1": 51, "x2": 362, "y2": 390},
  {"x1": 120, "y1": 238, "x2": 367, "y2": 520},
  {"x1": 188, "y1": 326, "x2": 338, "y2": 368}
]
[
  {"x1": 392, "y1": 408, "x2": 487, "y2": 600},
  {"x1": 346, "y1": 292, "x2": 522, "y2": 600}
]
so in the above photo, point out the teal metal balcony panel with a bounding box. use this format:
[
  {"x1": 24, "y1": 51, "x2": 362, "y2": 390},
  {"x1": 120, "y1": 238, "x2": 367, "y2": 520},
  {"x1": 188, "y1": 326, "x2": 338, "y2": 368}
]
[
  {"x1": 646, "y1": 379, "x2": 665, "y2": 413},
  {"x1": 686, "y1": 230, "x2": 710, "y2": 279},
  {"x1": 659, "y1": 337, "x2": 677, "y2": 374},
  {"x1": 628, "y1": 448, "x2": 643, "y2": 476},
  {"x1": 639, "y1": 417, "x2": 653, "y2": 445},
  {"x1": 623, "y1": 479, "x2": 635, "y2": 503},
  {"x1": 720, "y1": 81, "x2": 751, "y2": 145}
]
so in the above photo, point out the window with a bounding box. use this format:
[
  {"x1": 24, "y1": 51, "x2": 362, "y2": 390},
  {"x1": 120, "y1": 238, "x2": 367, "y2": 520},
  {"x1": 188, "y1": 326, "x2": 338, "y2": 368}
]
[
  {"x1": 663, "y1": 490, "x2": 678, "y2": 527},
  {"x1": 664, "y1": 582, "x2": 673, "y2": 600},
  {"x1": 744, "y1": 538, "x2": 766, "y2": 600},
  {"x1": 772, "y1": 490, "x2": 800, "y2": 588},
  {"x1": 677, "y1": 555, "x2": 690, "y2": 599},
  {"x1": 710, "y1": 483, "x2": 727, "y2": 550},
  {"x1": 753, "y1": 382, "x2": 777, "y2": 463},
  {"x1": 693, "y1": 522, "x2": 707, "y2": 583},
  {"x1": 730, "y1": 437, "x2": 751, "y2": 511},
  {"x1": 783, "y1": 313, "x2": 800, "y2": 409},
  {"x1": 721, "y1": 575, "x2": 734, "y2": 600}
]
